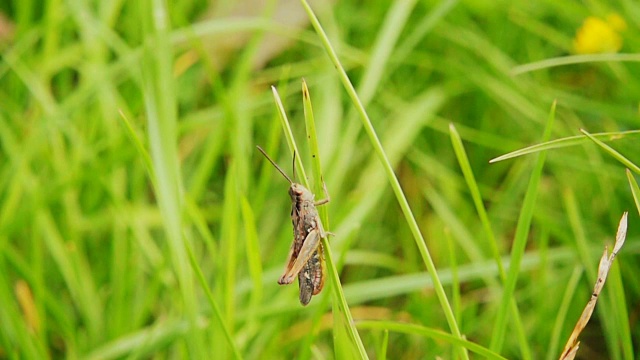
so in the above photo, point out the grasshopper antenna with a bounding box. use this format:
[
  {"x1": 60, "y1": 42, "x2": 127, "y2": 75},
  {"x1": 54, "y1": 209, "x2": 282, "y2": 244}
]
[{"x1": 256, "y1": 146, "x2": 293, "y2": 184}]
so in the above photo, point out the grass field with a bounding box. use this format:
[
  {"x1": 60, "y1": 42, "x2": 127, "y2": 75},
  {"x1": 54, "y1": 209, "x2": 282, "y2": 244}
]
[{"x1": 1, "y1": 0, "x2": 639, "y2": 359}]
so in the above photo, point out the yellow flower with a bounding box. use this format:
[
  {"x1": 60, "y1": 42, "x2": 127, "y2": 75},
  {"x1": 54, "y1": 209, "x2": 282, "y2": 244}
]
[
  {"x1": 573, "y1": 14, "x2": 627, "y2": 54},
  {"x1": 606, "y1": 13, "x2": 627, "y2": 32}
]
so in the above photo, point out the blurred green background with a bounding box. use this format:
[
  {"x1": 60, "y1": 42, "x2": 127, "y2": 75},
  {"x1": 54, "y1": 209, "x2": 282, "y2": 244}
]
[{"x1": 0, "y1": 0, "x2": 639, "y2": 359}]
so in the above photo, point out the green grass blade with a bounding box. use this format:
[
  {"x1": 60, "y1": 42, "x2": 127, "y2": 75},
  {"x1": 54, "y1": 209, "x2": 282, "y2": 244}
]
[
  {"x1": 489, "y1": 130, "x2": 640, "y2": 163},
  {"x1": 449, "y1": 123, "x2": 505, "y2": 277},
  {"x1": 355, "y1": 0, "x2": 417, "y2": 106},
  {"x1": 182, "y1": 199, "x2": 241, "y2": 359},
  {"x1": 141, "y1": 0, "x2": 202, "y2": 355},
  {"x1": 444, "y1": 229, "x2": 469, "y2": 360},
  {"x1": 184, "y1": 232, "x2": 242, "y2": 360},
  {"x1": 607, "y1": 255, "x2": 634, "y2": 360},
  {"x1": 302, "y1": 80, "x2": 369, "y2": 359},
  {"x1": 490, "y1": 101, "x2": 556, "y2": 352},
  {"x1": 0, "y1": 256, "x2": 46, "y2": 359},
  {"x1": 301, "y1": 2, "x2": 466, "y2": 357},
  {"x1": 393, "y1": 0, "x2": 458, "y2": 67},
  {"x1": 266, "y1": 81, "x2": 369, "y2": 358},
  {"x1": 563, "y1": 203, "x2": 632, "y2": 359},
  {"x1": 219, "y1": 161, "x2": 239, "y2": 355},
  {"x1": 241, "y1": 196, "x2": 264, "y2": 311},
  {"x1": 627, "y1": 169, "x2": 640, "y2": 216},
  {"x1": 117, "y1": 110, "x2": 154, "y2": 183},
  {"x1": 329, "y1": 244, "x2": 361, "y2": 359},
  {"x1": 38, "y1": 212, "x2": 102, "y2": 341},
  {"x1": 271, "y1": 86, "x2": 309, "y2": 187},
  {"x1": 357, "y1": 321, "x2": 508, "y2": 360},
  {"x1": 379, "y1": 329, "x2": 389, "y2": 360},
  {"x1": 450, "y1": 123, "x2": 532, "y2": 359},
  {"x1": 511, "y1": 53, "x2": 640, "y2": 75},
  {"x1": 6, "y1": 1, "x2": 639, "y2": 358},
  {"x1": 545, "y1": 266, "x2": 583, "y2": 360},
  {"x1": 84, "y1": 320, "x2": 189, "y2": 360},
  {"x1": 580, "y1": 129, "x2": 640, "y2": 174},
  {"x1": 302, "y1": 79, "x2": 327, "y2": 203}
]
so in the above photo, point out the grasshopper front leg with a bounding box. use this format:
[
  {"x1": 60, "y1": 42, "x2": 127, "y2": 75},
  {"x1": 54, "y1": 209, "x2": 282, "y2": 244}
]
[
  {"x1": 278, "y1": 229, "x2": 321, "y2": 285},
  {"x1": 314, "y1": 180, "x2": 331, "y2": 206}
]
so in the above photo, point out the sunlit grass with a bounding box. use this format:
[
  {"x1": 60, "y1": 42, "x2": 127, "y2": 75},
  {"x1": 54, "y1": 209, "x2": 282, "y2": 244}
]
[{"x1": 0, "y1": 0, "x2": 638, "y2": 359}]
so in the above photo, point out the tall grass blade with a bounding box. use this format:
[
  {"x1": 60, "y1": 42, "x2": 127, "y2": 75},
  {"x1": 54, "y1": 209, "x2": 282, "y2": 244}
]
[
  {"x1": 490, "y1": 130, "x2": 640, "y2": 164},
  {"x1": 580, "y1": 129, "x2": 640, "y2": 174},
  {"x1": 301, "y1": 2, "x2": 466, "y2": 357},
  {"x1": 627, "y1": 169, "x2": 640, "y2": 216},
  {"x1": 490, "y1": 101, "x2": 556, "y2": 352},
  {"x1": 357, "y1": 321, "x2": 508, "y2": 360},
  {"x1": 141, "y1": 0, "x2": 203, "y2": 355},
  {"x1": 449, "y1": 123, "x2": 532, "y2": 358}
]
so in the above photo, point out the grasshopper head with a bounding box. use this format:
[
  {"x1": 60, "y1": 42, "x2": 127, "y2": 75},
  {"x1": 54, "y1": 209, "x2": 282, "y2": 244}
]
[{"x1": 289, "y1": 183, "x2": 314, "y2": 203}]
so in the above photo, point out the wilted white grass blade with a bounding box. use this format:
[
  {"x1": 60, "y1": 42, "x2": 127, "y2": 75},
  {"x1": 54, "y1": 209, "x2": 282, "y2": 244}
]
[{"x1": 559, "y1": 212, "x2": 628, "y2": 360}]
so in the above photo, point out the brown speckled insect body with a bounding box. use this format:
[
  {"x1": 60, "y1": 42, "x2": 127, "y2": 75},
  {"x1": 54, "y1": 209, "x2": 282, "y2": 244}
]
[{"x1": 257, "y1": 146, "x2": 330, "y2": 305}]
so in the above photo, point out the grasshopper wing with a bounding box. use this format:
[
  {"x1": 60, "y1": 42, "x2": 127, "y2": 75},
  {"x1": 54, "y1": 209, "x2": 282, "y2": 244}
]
[{"x1": 279, "y1": 229, "x2": 321, "y2": 285}]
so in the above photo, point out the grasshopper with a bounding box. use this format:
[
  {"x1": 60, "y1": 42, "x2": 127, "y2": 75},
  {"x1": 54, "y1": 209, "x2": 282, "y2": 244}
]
[{"x1": 257, "y1": 146, "x2": 331, "y2": 305}]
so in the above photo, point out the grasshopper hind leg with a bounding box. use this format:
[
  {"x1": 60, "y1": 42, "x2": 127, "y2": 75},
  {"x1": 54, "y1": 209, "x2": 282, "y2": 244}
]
[{"x1": 312, "y1": 243, "x2": 325, "y2": 295}]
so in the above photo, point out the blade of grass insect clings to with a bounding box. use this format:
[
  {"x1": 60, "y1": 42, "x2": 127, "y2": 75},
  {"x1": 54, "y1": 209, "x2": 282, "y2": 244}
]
[
  {"x1": 302, "y1": 79, "x2": 327, "y2": 218},
  {"x1": 490, "y1": 101, "x2": 556, "y2": 353},
  {"x1": 300, "y1": 2, "x2": 466, "y2": 357},
  {"x1": 302, "y1": 80, "x2": 369, "y2": 359},
  {"x1": 580, "y1": 129, "x2": 640, "y2": 174},
  {"x1": 449, "y1": 123, "x2": 532, "y2": 359},
  {"x1": 327, "y1": 242, "x2": 362, "y2": 359},
  {"x1": 270, "y1": 76, "x2": 330, "y2": 359},
  {"x1": 297, "y1": 80, "x2": 330, "y2": 360},
  {"x1": 271, "y1": 86, "x2": 309, "y2": 188},
  {"x1": 627, "y1": 169, "x2": 640, "y2": 216},
  {"x1": 256, "y1": 79, "x2": 289, "y2": 209}
]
